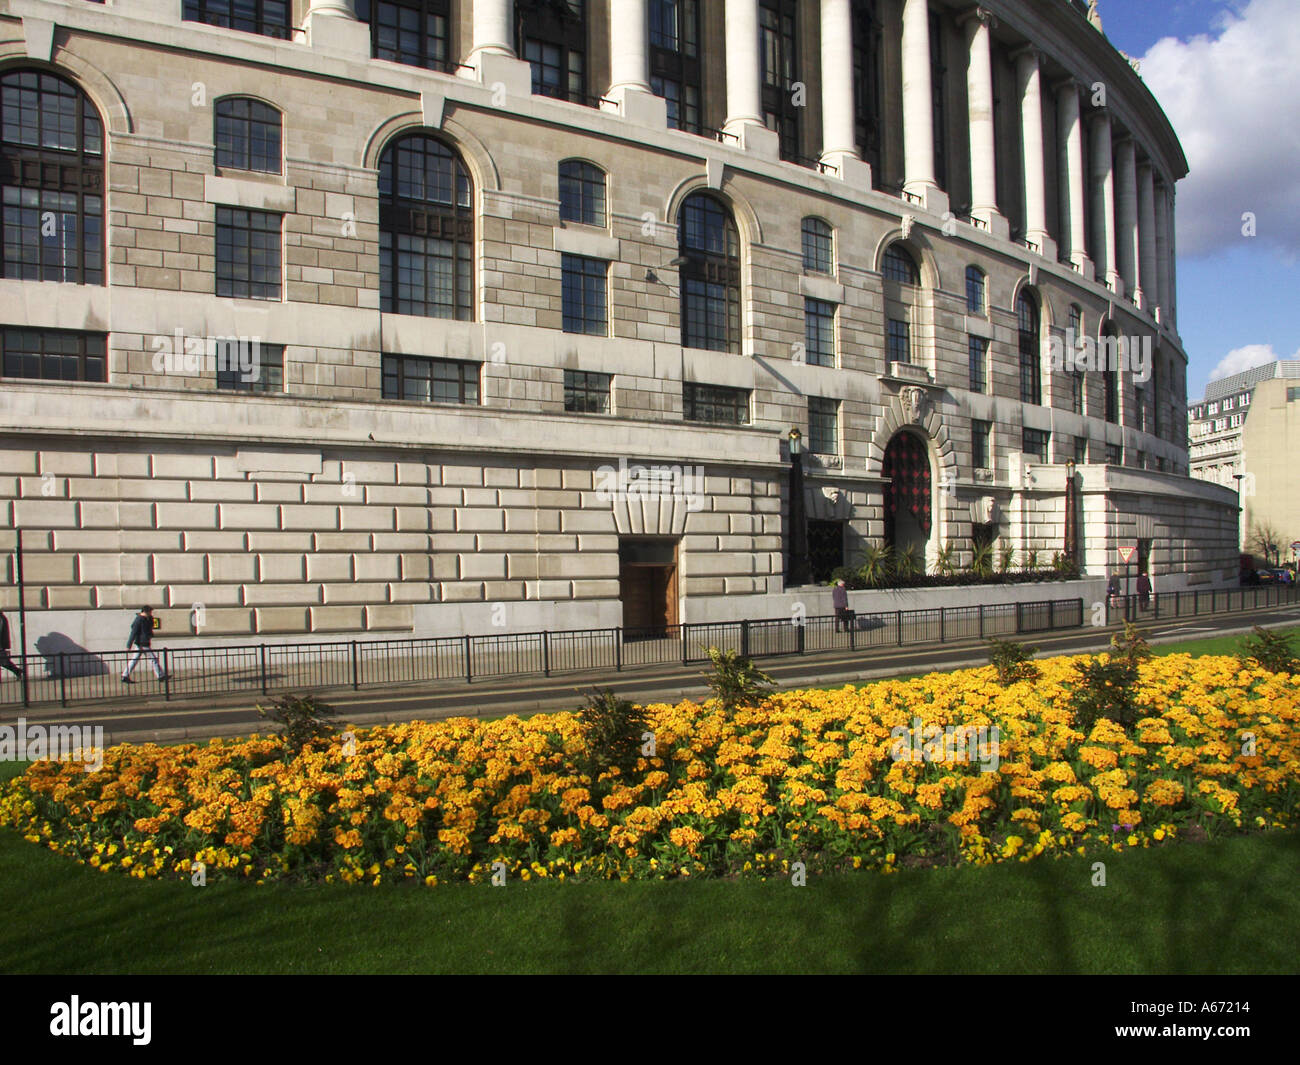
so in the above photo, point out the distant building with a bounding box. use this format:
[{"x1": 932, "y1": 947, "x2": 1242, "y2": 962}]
[
  {"x1": 1240, "y1": 376, "x2": 1300, "y2": 564},
  {"x1": 1189, "y1": 360, "x2": 1300, "y2": 551}
]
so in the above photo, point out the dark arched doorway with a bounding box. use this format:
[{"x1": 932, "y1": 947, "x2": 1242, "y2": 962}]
[{"x1": 882, "y1": 431, "x2": 932, "y2": 558}]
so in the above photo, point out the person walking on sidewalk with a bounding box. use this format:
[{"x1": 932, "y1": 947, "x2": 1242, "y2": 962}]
[
  {"x1": 832, "y1": 579, "x2": 853, "y2": 633},
  {"x1": 0, "y1": 610, "x2": 24, "y2": 679},
  {"x1": 121, "y1": 606, "x2": 166, "y2": 683}
]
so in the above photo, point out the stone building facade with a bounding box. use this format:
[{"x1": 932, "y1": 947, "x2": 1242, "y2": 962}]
[{"x1": 0, "y1": 0, "x2": 1238, "y2": 650}]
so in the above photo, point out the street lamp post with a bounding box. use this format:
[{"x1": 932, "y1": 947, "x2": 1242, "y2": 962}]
[
  {"x1": 787, "y1": 428, "x2": 810, "y2": 587},
  {"x1": 1064, "y1": 458, "x2": 1078, "y2": 571},
  {"x1": 1232, "y1": 473, "x2": 1244, "y2": 576}
]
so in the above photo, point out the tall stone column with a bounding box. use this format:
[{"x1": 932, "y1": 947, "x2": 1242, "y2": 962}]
[
  {"x1": 1016, "y1": 47, "x2": 1050, "y2": 252},
  {"x1": 820, "y1": 0, "x2": 862, "y2": 173},
  {"x1": 1138, "y1": 162, "x2": 1158, "y2": 315},
  {"x1": 304, "y1": 0, "x2": 369, "y2": 57},
  {"x1": 607, "y1": 0, "x2": 667, "y2": 125},
  {"x1": 1115, "y1": 136, "x2": 1140, "y2": 303},
  {"x1": 470, "y1": 0, "x2": 515, "y2": 60},
  {"x1": 1057, "y1": 79, "x2": 1090, "y2": 273},
  {"x1": 963, "y1": 7, "x2": 1002, "y2": 230},
  {"x1": 1090, "y1": 113, "x2": 1119, "y2": 292},
  {"x1": 724, "y1": 0, "x2": 764, "y2": 132},
  {"x1": 465, "y1": 0, "x2": 532, "y2": 96},
  {"x1": 1154, "y1": 182, "x2": 1171, "y2": 324},
  {"x1": 901, "y1": 0, "x2": 936, "y2": 198},
  {"x1": 1167, "y1": 185, "x2": 1178, "y2": 327}
]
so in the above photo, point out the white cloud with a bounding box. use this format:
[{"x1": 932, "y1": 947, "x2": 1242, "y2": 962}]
[
  {"x1": 1140, "y1": 0, "x2": 1300, "y2": 258},
  {"x1": 1207, "y1": 343, "x2": 1299, "y2": 382}
]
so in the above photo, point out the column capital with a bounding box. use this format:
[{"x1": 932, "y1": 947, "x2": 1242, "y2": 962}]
[
  {"x1": 1011, "y1": 44, "x2": 1040, "y2": 66},
  {"x1": 959, "y1": 5, "x2": 997, "y2": 30}
]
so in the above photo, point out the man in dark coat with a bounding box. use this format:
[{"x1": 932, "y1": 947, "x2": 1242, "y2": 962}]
[
  {"x1": 832, "y1": 579, "x2": 853, "y2": 632},
  {"x1": 121, "y1": 606, "x2": 166, "y2": 683},
  {"x1": 0, "y1": 610, "x2": 23, "y2": 678},
  {"x1": 1136, "y1": 571, "x2": 1152, "y2": 611}
]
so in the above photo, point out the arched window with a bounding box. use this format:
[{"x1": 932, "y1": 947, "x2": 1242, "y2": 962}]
[
  {"x1": 1, "y1": 69, "x2": 103, "y2": 285},
  {"x1": 1017, "y1": 290, "x2": 1041, "y2": 405},
  {"x1": 558, "y1": 160, "x2": 606, "y2": 226},
  {"x1": 214, "y1": 98, "x2": 282, "y2": 174},
  {"x1": 801, "y1": 217, "x2": 833, "y2": 274},
  {"x1": 677, "y1": 192, "x2": 739, "y2": 353},
  {"x1": 964, "y1": 266, "x2": 985, "y2": 314},
  {"x1": 517, "y1": 0, "x2": 588, "y2": 104},
  {"x1": 378, "y1": 134, "x2": 473, "y2": 319},
  {"x1": 881, "y1": 243, "x2": 919, "y2": 285}
]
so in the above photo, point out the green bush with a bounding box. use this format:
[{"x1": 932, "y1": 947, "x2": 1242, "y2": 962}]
[
  {"x1": 704, "y1": 647, "x2": 775, "y2": 712},
  {"x1": 576, "y1": 687, "x2": 650, "y2": 777},
  {"x1": 997, "y1": 544, "x2": 1016, "y2": 574},
  {"x1": 256, "y1": 692, "x2": 339, "y2": 755},
  {"x1": 857, "y1": 542, "x2": 894, "y2": 588},
  {"x1": 970, "y1": 540, "x2": 994, "y2": 578},
  {"x1": 934, "y1": 541, "x2": 958, "y2": 577},
  {"x1": 1110, "y1": 621, "x2": 1152, "y2": 665},
  {"x1": 894, "y1": 543, "x2": 924, "y2": 581},
  {"x1": 1071, "y1": 656, "x2": 1140, "y2": 733},
  {"x1": 986, "y1": 637, "x2": 1039, "y2": 686},
  {"x1": 1239, "y1": 626, "x2": 1298, "y2": 675}
]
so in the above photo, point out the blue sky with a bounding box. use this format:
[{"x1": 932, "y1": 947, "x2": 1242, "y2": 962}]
[{"x1": 1090, "y1": 0, "x2": 1299, "y2": 401}]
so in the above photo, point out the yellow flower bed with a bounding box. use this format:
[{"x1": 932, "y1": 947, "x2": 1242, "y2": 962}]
[{"x1": 1, "y1": 652, "x2": 1296, "y2": 884}]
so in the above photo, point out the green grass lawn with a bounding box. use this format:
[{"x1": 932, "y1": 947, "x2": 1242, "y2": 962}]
[
  {"x1": 2, "y1": 623, "x2": 1297, "y2": 975},
  {"x1": 1147, "y1": 624, "x2": 1298, "y2": 659},
  {"x1": 1, "y1": 810, "x2": 1293, "y2": 974}
]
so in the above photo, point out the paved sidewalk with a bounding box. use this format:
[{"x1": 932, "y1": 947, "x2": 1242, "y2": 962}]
[{"x1": 2, "y1": 606, "x2": 1296, "y2": 747}]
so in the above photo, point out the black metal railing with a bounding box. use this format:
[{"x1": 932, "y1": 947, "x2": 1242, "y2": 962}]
[
  {"x1": 1105, "y1": 583, "x2": 1299, "y2": 625},
  {"x1": 1, "y1": 587, "x2": 1294, "y2": 710}
]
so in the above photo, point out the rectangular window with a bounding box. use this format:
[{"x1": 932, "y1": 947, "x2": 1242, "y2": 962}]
[
  {"x1": 968, "y1": 335, "x2": 987, "y2": 393},
  {"x1": 561, "y1": 254, "x2": 608, "y2": 335},
  {"x1": 215, "y1": 206, "x2": 281, "y2": 300},
  {"x1": 1022, "y1": 427, "x2": 1049, "y2": 462},
  {"x1": 808, "y1": 396, "x2": 839, "y2": 455},
  {"x1": 1, "y1": 327, "x2": 106, "y2": 382},
  {"x1": 182, "y1": 0, "x2": 291, "y2": 39},
  {"x1": 804, "y1": 298, "x2": 836, "y2": 367},
  {"x1": 357, "y1": 0, "x2": 451, "y2": 71},
  {"x1": 564, "y1": 369, "x2": 611, "y2": 414},
  {"x1": 381, "y1": 354, "x2": 479, "y2": 405},
  {"x1": 930, "y1": 10, "x2": 947, "y2": 191},
  {"x1": 649, "y1": 0, "x2": 702, "y2": 133},
  {"x1": 1106, "y1": 443, "x2": 1123, "y2": 465},
  {"x1": 887, "y1": 318, "x2": 911, "y2": 364},
  {"x1": 1071, "y1": 371, "x2": 1084, "y2": 415},
  {"x1": 683, "y1": 381, "x2": 750, "y2": 425},
  {"x1": 519, "y1": 0, "x2": 587, "y2": 104},
  {"x1": 972, "y1": 419, "x2": 991, "y2": 472},
  {"x1": 802, "y1": 220, "x2": 833, "y2": 274},
  {"x1": 216, "y1": 342, "x2": 284, "y2": 393},
  {"x1": 1020, "y1": 348, "x2": 1042, "y2": 405},
  {"x1": 760, "y1": 0, "x2": 800, "y2": 161},
  {"x1": 1074, "y1": 435, "x2": 1088, "y2": 465}
]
